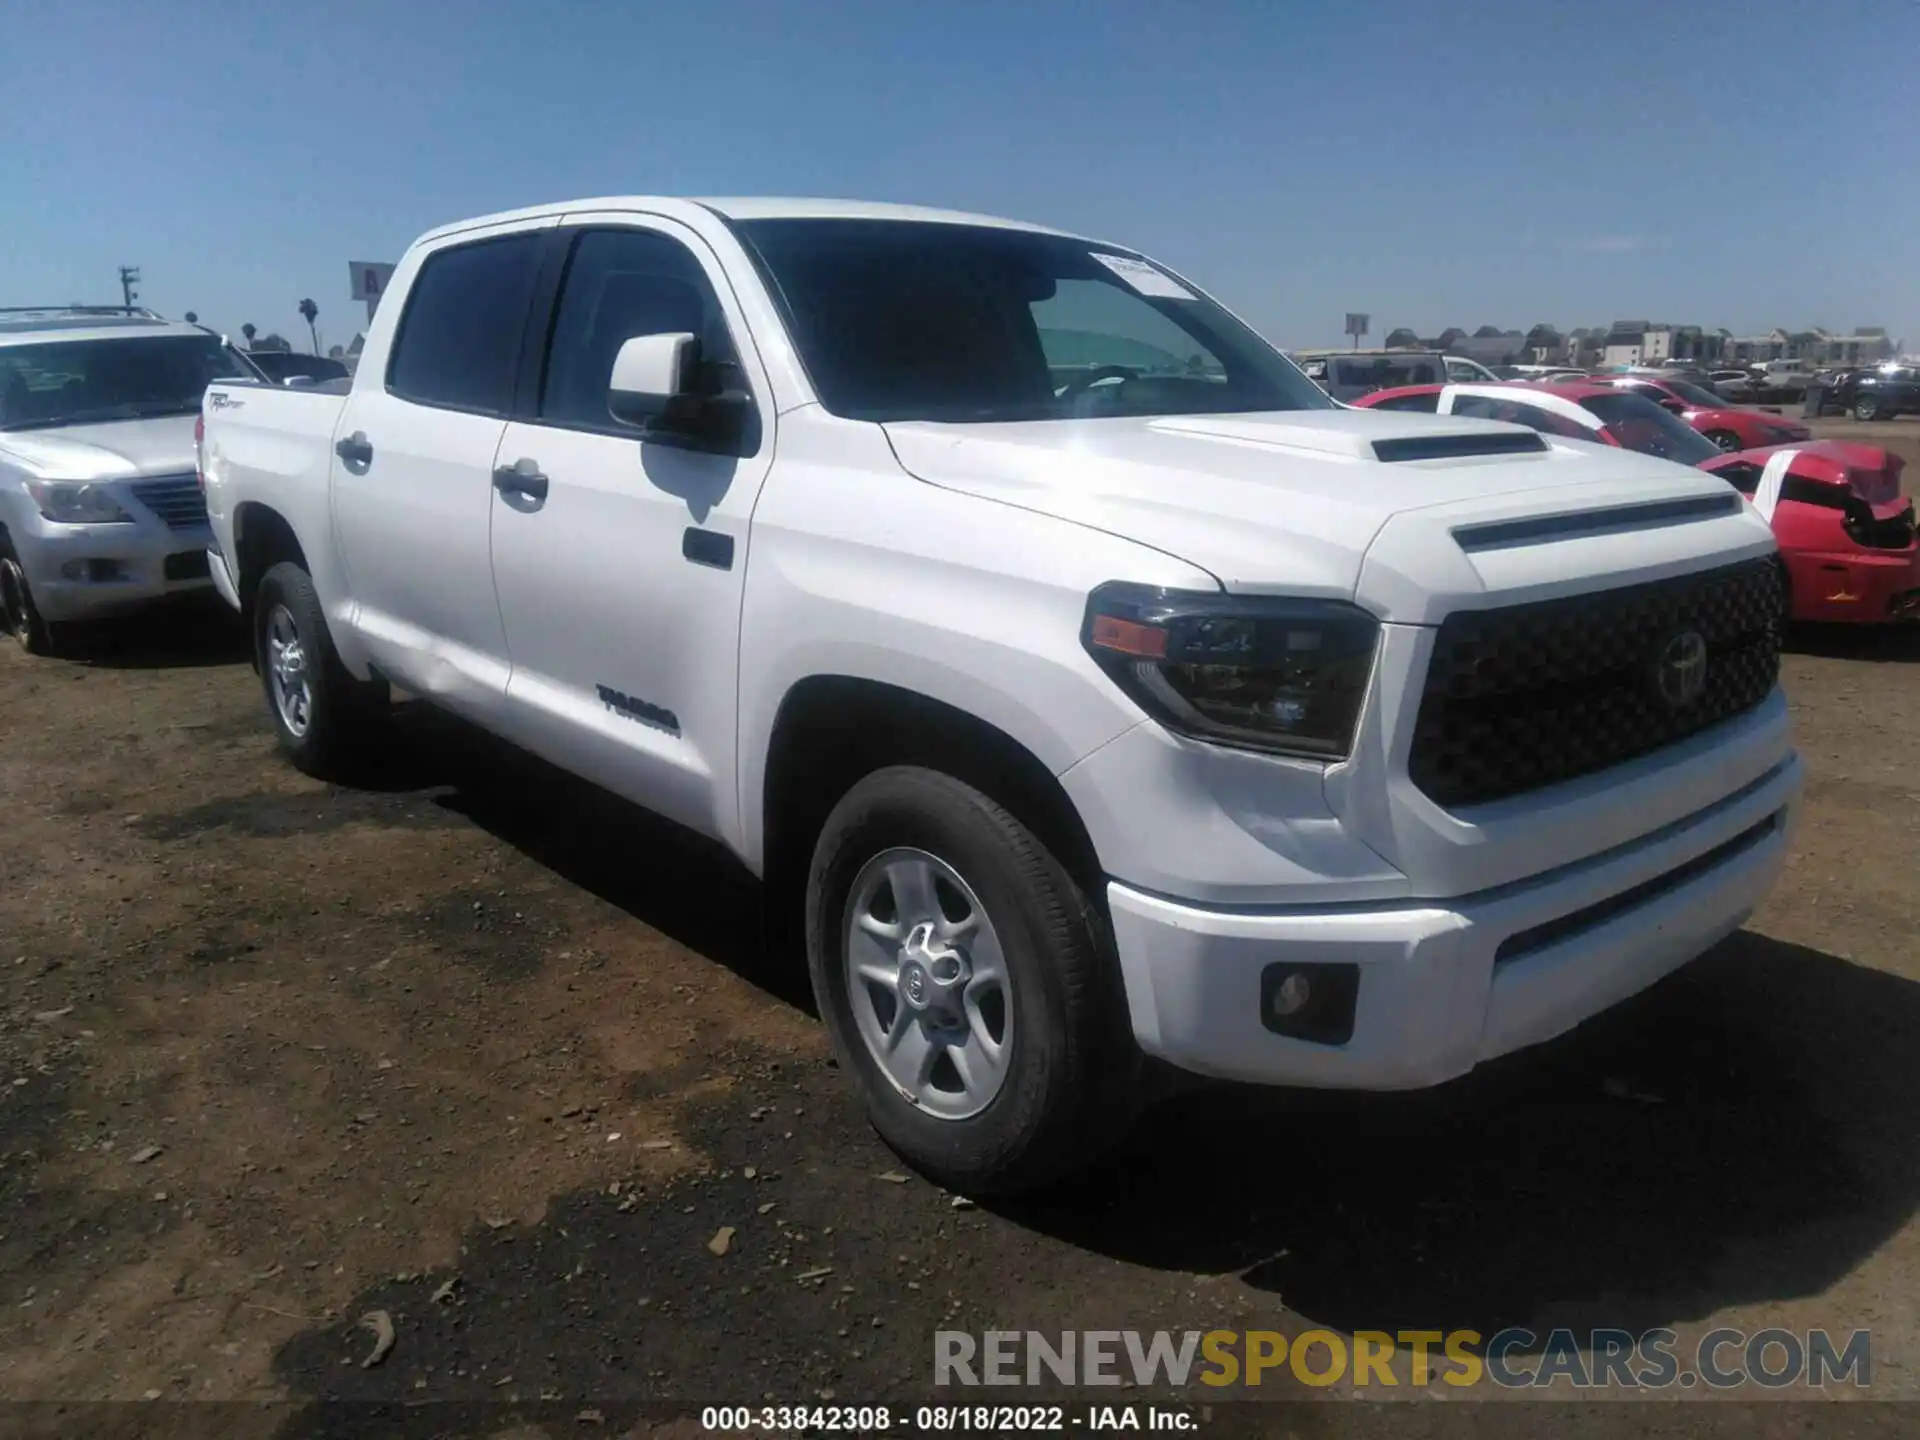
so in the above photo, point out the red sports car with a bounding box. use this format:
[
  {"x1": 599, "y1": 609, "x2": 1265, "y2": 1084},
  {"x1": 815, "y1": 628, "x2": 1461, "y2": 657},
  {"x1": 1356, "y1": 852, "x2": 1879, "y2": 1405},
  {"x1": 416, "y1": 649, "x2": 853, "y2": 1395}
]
[
  {"x1": 1592, "y1": 373, "x2": 1811, "y2": 452},
  {"x1": 1353, "y1": 381, "x2": 1920, "y2": 624}
]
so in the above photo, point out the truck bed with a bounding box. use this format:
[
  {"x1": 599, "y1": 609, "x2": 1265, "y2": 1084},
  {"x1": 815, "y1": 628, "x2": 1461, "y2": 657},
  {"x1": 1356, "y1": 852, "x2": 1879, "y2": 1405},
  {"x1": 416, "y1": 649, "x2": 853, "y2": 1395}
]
[{"x1": 200, "y1": 379, "x2": 351, "y2": 604}]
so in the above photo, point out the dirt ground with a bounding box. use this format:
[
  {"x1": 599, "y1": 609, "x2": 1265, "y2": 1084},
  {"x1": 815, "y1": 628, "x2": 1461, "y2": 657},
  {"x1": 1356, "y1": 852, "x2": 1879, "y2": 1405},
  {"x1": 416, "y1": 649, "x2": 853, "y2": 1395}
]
[{"x1": 2, "y1": 416, "x2": 1918, "y2": 1437}]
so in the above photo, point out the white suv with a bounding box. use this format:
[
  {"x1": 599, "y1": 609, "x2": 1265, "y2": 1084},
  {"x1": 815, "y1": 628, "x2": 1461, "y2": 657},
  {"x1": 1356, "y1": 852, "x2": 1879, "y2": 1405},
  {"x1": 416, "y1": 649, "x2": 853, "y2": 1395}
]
[{"x1": 0, "y1": 307, "x2": 259, "y2": 653}]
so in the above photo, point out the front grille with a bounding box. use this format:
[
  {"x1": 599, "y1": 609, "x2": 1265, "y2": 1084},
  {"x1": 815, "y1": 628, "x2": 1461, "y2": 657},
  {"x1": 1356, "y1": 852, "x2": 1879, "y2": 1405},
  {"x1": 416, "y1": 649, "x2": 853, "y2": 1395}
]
[
  {"x1": 1410, "y1": 558, "x2": 1781, "y2": 808},
  {"x1": 131, "y1": 473, "x2": 208, "y2": 530},
  {"x1": 1494, "y1": 811, "x2": 1783, "y2": 966}
]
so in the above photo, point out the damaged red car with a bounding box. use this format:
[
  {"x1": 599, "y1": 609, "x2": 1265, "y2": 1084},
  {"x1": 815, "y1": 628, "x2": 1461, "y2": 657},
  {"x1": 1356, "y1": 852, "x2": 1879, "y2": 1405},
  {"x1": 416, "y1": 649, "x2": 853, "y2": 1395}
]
[
  {"x1": 1705, "y1": 441, "x2": 1920, "y2": 624},
  {"x1": 1353, "y1": 381, "x2": 1920, "y2": 623}
]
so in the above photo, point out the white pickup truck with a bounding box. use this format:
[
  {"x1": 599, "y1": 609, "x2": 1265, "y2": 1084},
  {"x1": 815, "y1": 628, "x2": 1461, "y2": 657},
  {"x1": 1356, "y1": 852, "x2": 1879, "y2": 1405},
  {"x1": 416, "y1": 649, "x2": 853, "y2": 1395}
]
[{"x1": 199, "y1": 197, "x2": 1802, "y2": 1193}]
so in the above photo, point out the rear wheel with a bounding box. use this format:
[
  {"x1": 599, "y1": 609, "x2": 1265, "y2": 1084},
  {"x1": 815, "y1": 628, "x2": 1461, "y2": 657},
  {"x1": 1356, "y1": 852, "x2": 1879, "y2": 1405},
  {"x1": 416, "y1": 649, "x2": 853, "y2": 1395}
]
[
  {"x1": 253, "y1": 561, "x2": 388, "y2": 777},
  {"x1": 0, "y1": 549, "x2": 61, "y2": 657},
  {"x1": 1705, "y1": 429, "x2": 1743, "y2": 452},
  {"x1": 805, "y1": 766, "x2": 1138, "y2": 1195},
  {"x1": 1855, "y1": 395, "x2": 1882, "y2": 421}
]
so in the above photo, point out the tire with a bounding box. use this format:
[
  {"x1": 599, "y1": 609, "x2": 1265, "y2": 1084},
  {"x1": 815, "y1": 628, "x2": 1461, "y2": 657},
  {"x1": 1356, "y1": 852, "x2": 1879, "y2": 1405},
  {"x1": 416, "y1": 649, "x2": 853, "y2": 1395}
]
[
  {"x1": 805, "y1": 765, "x2": 1138, "y2": 1195},
  {"x1": 0, "y1": 549, "x2": 61, "y2": 657},
  {"x1": 1855, "y1": 396, "x2": 1881, "y2": 421},
  {"x1": 253, "y1": 560, "x2": 388, "y2": 778},
  {"x1": 1704, "y1": 429, "x2": 1743, "y2": 452}
]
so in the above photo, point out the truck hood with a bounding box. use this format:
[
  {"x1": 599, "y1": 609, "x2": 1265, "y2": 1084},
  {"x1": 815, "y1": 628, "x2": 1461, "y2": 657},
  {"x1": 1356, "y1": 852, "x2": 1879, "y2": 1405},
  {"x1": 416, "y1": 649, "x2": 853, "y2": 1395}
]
[
  {"x1": 883, "y1": 410, "x2": 1776, "y2": 623},
  {"x1": 0, "y1": 414, "x2": 198, "y2": 481}
]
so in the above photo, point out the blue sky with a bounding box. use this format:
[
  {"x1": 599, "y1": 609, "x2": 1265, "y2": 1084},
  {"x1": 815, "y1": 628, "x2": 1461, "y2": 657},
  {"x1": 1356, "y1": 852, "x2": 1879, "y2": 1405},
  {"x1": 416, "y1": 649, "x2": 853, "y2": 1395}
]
[{"x1": 4, "y1": 0, "x2": 1914, "y2": 352}]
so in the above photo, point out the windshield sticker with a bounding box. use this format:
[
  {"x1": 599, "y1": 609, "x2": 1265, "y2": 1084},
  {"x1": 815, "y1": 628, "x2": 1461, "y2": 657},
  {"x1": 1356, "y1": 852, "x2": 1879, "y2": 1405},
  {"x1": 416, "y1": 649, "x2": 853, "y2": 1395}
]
[{"x1": 1090, "y1": 253, "x2": 1197, "y2": 301}]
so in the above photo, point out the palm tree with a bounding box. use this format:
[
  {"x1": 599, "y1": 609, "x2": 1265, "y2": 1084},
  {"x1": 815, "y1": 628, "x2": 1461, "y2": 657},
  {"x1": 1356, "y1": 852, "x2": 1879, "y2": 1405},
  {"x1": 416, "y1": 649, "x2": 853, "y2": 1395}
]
[
  {"x1": 298, "y1": 298, "x2": 319, "y2": 354},
  {"x1": 241, "y1": 322, "x2": 257, "y2": 347}
]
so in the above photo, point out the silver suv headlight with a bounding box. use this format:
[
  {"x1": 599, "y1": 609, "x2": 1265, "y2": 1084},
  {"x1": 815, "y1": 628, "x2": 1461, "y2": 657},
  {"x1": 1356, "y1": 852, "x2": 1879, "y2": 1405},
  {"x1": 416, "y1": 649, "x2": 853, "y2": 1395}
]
[{"x1": 24, "y1": 480, "x2": 134, "y2": 525}]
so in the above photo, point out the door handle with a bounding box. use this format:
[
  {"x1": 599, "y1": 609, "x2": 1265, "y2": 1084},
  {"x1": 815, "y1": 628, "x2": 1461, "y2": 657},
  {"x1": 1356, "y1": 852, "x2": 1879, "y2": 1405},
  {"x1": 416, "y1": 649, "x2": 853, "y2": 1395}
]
[
  {"x1": 334, "y1": 431, "x2": 373, "y2": 466},
  {"x1": 492, "y1": 458, "x2": 549, "y2": 501}
]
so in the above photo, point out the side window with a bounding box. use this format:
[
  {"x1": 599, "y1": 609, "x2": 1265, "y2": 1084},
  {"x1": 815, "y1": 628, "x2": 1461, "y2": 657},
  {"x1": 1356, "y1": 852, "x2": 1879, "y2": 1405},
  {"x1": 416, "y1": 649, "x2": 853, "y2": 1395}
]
[
  {"x1": 1448, "y1": 394, "x2": 1581, "y2": 437},
  {"x1": 1445, "y1": 360, "x2": 1481, "y2": 383},
  {"x1": 1449, "y1": 394, "x2": 1505, "y2": 421},
  {"x1": 386, "y1": 233, "x2": 542, "y2": 414},
  {"x1": 1368, "y1": 391, "x2": 1440, "y2": 413},
  {"x1": 539, "y1": 228, "x2": 743, "y2": 431},
  {"x1": 1504, "y1": 401, "x2": 1585, "y2": 438}
]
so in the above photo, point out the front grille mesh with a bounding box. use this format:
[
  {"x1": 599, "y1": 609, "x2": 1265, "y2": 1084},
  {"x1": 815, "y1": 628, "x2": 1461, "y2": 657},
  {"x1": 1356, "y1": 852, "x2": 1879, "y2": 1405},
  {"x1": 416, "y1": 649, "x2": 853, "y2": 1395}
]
[
  {"x1": 1409, "y1": 558, "x2": 1782, "y2": 807},
  {"x1": 131, "y1": 474, "x2": 208, "y2": 530}
]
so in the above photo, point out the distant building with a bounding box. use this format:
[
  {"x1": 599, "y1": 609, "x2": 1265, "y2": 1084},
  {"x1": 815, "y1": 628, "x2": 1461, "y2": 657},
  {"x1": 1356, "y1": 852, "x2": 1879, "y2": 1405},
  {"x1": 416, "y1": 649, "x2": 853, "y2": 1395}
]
[
  {"x1": 1723, "y1": 327, "x2": 1896, "y2": 366},
  {"x1": 1371, "y1": 318, "x2": 1895, "y2": 370}
]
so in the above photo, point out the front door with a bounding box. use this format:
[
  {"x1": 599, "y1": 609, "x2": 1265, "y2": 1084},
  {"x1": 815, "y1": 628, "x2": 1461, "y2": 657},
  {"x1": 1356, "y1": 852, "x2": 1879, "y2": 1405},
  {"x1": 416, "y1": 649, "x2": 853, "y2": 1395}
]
[{"x1": 487, "y1": 216, "x2": 777, "y2": 847}]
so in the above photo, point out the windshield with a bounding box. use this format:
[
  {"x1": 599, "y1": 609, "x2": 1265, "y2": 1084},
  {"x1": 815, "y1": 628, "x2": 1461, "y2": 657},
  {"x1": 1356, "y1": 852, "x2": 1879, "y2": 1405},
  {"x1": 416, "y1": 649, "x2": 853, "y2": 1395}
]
[
  {"x1": 1660, "y1": 378, "x2": 1730, "y2": 409},
  {"x1": 0, "y1": 334, "x2": 253, "y2": 431},
  {"x1": 732, "y1": 219, "x2": 1332, "y2": 423},
  {"x1": 1580, "y1": 391, "x2": 1721, "y2": 466}
]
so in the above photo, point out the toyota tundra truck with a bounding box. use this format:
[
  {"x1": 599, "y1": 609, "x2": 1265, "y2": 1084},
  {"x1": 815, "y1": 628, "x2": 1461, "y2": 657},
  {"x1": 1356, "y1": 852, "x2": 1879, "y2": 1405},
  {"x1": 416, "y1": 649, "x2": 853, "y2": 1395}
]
[{"x1": 198, "y1": 197, "x2": 1802, "y2": 1193}]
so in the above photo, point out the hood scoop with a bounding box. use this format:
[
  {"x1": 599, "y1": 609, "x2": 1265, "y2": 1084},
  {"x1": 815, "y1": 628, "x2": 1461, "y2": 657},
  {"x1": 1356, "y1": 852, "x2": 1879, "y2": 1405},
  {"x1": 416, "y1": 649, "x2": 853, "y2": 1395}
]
[
  {"x1": 1372, "y1": 431, "x2": 1547, "y2": 463},
  {"x1": 1147, "y1": 412, "x2": 1545, "y2": 463}
]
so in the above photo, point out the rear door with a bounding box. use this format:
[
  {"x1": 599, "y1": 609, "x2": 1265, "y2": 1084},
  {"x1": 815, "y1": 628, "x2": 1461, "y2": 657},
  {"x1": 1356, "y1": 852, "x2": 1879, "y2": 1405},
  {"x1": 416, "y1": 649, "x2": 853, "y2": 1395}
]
[
  {"x1": 330, "y1": 219, "x2": 552, "y2": 718},
  {"x1": 486, "y1": 215, "x2": 777, "y2": 847}
]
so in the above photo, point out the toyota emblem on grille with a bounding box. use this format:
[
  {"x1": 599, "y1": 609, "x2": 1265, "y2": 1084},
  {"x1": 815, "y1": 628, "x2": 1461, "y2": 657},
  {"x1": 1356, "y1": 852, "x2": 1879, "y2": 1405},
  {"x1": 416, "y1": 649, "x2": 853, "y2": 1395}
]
[{"x1": 1653, "y1": 629, "x2": 1709, "y2": 709}]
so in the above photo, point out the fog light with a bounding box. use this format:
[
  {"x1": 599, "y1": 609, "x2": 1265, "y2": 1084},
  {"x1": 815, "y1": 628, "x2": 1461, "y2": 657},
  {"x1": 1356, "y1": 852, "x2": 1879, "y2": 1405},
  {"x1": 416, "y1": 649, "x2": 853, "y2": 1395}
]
[
  {"x1": 1259, "y1": 961, "x2": 1361, "y2": 1045},
  {"x1": 62, "y1": 558, "x2": 128, "y2": 583},
  {"x1": 1271, "y1": 972, "x2": 1312, "y2": 1016}
]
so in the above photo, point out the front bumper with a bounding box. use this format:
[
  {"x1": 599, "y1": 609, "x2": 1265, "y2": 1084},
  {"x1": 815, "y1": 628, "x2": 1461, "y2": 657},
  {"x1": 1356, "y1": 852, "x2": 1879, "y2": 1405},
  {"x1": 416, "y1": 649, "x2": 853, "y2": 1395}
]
[
  {"x1": 10, "y1": 513, "x2": 215, "y2": 623},
  {"x1": 1783, "y1": 546, "x2": 1920, "y2": 623},
  {"x1": 1106, "y1": 752, "x2": 1801, "y2": 1089}
]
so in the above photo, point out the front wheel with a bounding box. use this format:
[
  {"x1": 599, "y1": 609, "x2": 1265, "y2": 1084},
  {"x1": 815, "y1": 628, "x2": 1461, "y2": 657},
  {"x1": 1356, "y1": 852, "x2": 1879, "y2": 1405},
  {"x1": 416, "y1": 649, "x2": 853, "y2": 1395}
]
[
  {"x1": 1855, "y1": 396, "x2": 1882, "y2": 421},
  {"x1": 253, "y1": 561, "x2": 388, "y2": 778},
  {"x1": 805, "y1": 766, "x2": 1138, "y2": 1195},
  {"x1": 0, "y1": 550, "x2": 61, "y2": 657}
]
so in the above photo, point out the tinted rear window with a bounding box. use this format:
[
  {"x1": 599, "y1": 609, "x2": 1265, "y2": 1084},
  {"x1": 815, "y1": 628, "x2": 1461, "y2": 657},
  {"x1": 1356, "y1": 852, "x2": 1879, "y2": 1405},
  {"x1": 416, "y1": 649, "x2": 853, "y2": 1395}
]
[{"x1": 387, "y1": 234, "x2": 542, "y2": 414}]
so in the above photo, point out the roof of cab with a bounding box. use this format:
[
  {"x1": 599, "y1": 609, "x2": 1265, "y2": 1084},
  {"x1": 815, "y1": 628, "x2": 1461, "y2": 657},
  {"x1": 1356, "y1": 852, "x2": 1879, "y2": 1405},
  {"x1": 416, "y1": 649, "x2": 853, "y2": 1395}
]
[
  {"x1": 414, "y1": 195, "x2": 1092, "y2": 246},
  {"x1": 0, "y1": 315, "x2": 217, "y2": 348}
]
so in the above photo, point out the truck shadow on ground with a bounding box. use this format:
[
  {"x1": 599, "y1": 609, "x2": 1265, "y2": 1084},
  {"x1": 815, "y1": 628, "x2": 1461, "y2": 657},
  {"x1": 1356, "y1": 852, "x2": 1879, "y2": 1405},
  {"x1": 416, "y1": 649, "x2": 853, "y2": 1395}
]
[
  {"x1": 341, "y1": 698, "x2": 811, "y2": 1013},
  {"x1": 260, "y1": 932, "x2": 1918, "y2": 1431},
  {"x1": 1784, "y1": 621, "x2": 1920, "y2": 663},
  {"x1": 53, "y1": 598, "x2": 249, "y2": 670},
  {"x1": 1010, "y1": 930, "x2": 1919, "y2": 1339}
]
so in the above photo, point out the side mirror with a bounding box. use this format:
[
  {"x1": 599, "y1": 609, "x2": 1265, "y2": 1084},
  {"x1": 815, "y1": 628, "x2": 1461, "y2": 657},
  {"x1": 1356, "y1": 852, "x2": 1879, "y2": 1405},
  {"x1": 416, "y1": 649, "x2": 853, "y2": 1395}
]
[
  {"x1": 608, "y1": 332, "x2": 698, "y2": 427},
  {"x1": 607, "y1": 332, "x2": 756, "y2": 454},
  {"x1": 283, "y1": 375, "x2": 315, "y2": 389}
]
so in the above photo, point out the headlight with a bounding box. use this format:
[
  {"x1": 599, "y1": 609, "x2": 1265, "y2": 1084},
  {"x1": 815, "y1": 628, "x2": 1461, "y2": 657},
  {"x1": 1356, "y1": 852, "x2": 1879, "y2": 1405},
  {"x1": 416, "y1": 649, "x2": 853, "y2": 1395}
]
[
  {"x1": 1082, "y1": 583, "x2": 1380, "y2": 760},
  {"x1": 24, "y1": 480, "x2": 134, "y2": 525}
]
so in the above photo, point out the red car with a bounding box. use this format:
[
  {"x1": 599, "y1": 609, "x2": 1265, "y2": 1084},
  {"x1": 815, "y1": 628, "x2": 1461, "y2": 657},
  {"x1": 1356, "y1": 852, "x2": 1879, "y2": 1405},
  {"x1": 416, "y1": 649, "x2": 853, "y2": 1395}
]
[
  {"x1": 1353, "y1": 381, "x2": 1920, "y2": 624},
  {"x1": 1592, "y1": 373, "x2": 1810, "y2": 452}
]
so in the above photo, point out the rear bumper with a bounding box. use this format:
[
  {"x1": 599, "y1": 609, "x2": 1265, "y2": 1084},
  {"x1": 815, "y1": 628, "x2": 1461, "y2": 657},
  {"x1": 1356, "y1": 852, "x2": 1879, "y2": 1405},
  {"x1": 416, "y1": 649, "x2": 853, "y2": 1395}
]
[
  {"x1": 1106, "y1": 752, "x2": 1800, "y2": 1089},
  {"x1": 1783, "y1": 546, "x2": 1920, "y2": 623}
]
